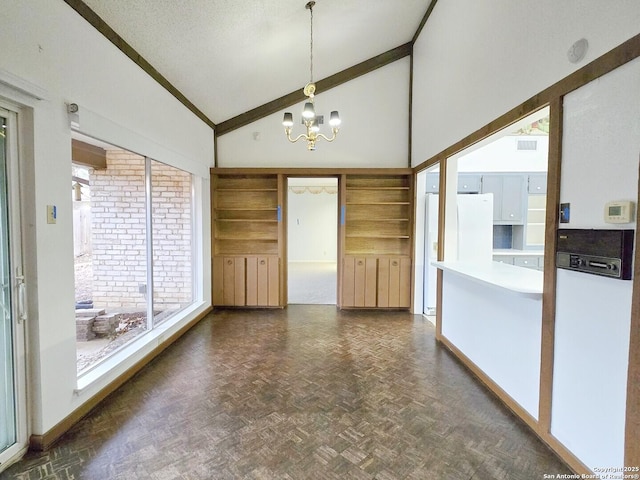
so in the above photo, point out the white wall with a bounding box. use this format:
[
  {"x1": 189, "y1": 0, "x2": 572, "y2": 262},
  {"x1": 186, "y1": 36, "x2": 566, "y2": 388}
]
[
  {"x1": 412, "y1": 0, "x2": 640, "y2": 166},
  {"x1": 551, "y1": 57, "x2": 639, "y2": 471},
  {"x1": 287, "y1": 184, "x2": 338, "y2": 263},
  {"x1": 0, "y1": 0, "x2": 213, "y2": 435},
  {"x1": 217, "y1": 58, "x2": 410, "y2": 168},
  {"x1": 441, "y1": 272, "x2": 542, "y2": 418},
  {"x1": 457, "y1": 135, "x2": 549, "y2": 173}
]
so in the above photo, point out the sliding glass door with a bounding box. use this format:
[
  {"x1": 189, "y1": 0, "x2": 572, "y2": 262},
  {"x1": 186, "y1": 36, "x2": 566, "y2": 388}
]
[
  {"x1": 0, "y1": 106, "x2": 27, "y2": 469},
  {"x1": 0, "y1": 110, "x2": 16, "y2": 458}
]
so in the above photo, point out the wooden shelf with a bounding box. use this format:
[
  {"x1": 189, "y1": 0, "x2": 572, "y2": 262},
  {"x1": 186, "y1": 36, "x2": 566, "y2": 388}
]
[
  {"x1": 346, "y1": 202, "x2": 410, "y2": 205},
  {"x1": 343, "y1": 173, "x2": 413, "y2": 258},
  {"x1": 216, "y1": 188, "x2": 278, "y2": 192},
  {"x1": 346, "y1": 235, "x2": 410, "y2": 239},
  {"x1": 347, "y1": 186, "x2": 410, "y2": 191},
  {"x1": 213, "y1": 174, "x2": 281, "y2": 257},
  {"x1": 215, "y1": 207, "x2": 278, "y2": 211},
  {"x1": 215, "y1": 219, "x2": 277, "y2": 223}
]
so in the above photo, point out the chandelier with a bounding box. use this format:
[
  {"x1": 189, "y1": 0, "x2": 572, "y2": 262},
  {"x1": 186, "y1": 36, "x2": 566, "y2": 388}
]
[{"x1": 282, "y1": 1, "x2": 341, "y2": 151}]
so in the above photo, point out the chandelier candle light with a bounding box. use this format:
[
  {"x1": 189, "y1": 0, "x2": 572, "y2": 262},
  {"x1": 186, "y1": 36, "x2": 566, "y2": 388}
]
[{"x1": 282, "y1": 1, "x2": 341, "y2": 151}]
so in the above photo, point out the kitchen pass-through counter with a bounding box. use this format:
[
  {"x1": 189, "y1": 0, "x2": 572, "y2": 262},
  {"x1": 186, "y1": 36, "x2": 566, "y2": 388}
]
[{"x1": 432, "y1": 260, "x2": 544, "y2": 421}]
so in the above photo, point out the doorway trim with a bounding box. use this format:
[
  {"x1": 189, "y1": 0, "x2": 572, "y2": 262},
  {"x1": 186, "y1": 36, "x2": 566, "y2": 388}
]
[{"x1": 284, "y1": 174, "x2": 341, "y2": 306}]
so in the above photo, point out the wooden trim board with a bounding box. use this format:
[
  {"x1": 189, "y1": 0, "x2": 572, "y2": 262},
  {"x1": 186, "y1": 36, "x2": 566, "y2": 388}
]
[
  {"x1": 211, "y1": 167, "x2": 414, "y2": 176},
  {"x1": 625, "y1": 160, "x2": 640, "y2": 467},
  {"x1": 537, "y1": 96, "x2": 563, "y2": 432}
]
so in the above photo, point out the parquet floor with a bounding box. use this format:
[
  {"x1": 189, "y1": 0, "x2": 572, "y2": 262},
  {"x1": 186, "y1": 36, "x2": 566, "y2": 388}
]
[{"x1": 2, "y1": 306, "x2": 571, "y2": 479}]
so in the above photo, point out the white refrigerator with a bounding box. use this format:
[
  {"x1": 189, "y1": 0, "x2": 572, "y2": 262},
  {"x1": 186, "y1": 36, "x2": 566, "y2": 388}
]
[{"x1": 423, "y1": 193, "x2": 494, "y2": 314}]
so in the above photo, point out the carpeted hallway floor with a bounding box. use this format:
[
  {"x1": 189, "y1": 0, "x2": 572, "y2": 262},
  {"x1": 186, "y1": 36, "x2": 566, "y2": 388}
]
[
  {"x1": 287, "y1": 262, "x2": 337, "y2": 305},
  {"x1": 2, "y1": 306, "x2": 571, "y2": 479}
]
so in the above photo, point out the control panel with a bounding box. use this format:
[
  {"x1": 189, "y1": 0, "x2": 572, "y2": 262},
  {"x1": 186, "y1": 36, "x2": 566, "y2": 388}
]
[
  {"x1": 604, "y1": 200, "x2": 635, "y2": 224},
  {"x1": 556, "y1": 229, "x2": 634, "y2": 280},
  {"x1": 559, "y1": 253, "x2": 622, "y2": 278}
]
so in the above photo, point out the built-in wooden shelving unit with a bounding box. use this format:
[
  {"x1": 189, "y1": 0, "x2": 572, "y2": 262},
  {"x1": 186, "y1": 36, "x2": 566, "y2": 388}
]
[
  {"x1": 341, "y1": 174, "x2": 414, "y2": 308},
  {"x1": 212, "y1": 174, "x2": 282, "y2": 307}
]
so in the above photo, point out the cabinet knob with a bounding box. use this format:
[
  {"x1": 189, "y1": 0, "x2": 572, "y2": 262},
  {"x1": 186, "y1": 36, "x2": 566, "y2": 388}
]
[
  {"x1": 357, "y1": 260, "x2": 363, "y2": 266},
  {"x1": 260, "y1": 259, "x2": 266, "y2": 265},
  {"x1": 227, "y1": 259, "x2": 233, "y2": 265},
  {"x1": 392, "y1": 261, "x2": 398, "y2": 266}
]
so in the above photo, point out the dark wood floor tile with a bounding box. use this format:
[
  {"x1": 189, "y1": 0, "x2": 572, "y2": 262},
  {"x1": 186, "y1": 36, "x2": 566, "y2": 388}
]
[{"x1": 2, "y1": 306, "x2": 572, "y2": 479}]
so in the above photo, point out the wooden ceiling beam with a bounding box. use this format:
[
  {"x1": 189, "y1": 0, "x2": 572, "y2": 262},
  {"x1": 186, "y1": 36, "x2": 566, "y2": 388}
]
[
  {"x1": 215, "y1": 43, "x2": 413, "y2": 137},
  {"x1": 71, "y1": 139, "x2": 107, "y2": 169},
  {"x1": 412, "y1": 0, "x2": 439, "y2": 45}
]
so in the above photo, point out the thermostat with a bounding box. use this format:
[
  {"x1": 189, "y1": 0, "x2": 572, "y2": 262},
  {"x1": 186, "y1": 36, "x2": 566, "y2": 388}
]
[{"x1": 604, "y1": 200, "x2": 635, "y2": 224}]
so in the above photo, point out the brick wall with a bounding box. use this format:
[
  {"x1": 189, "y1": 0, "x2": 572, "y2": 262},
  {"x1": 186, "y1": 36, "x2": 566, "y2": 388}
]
[
  {"x1": 90, "y1": 151, "x2": 192, "y2": 310},
  {"x1": 150, "y1": 159, "x2": 193, "y2": 309}
]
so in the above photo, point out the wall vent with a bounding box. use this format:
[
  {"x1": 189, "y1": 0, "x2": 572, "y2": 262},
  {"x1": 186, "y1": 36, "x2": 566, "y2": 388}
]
[{"x1": 517, "y1": 140, "x2": 538, "y2": 151}]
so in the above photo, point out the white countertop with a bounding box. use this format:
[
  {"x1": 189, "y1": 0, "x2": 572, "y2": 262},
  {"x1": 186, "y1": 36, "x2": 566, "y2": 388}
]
[{"x1": 432, "y1": 261, "x2": 543, "y2": 298}]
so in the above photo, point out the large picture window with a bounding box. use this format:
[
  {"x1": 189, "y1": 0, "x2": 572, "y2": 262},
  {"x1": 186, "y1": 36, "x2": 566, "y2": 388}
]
[{"x1": 73, "y1": 138, "x2": 195, "y2": 374}]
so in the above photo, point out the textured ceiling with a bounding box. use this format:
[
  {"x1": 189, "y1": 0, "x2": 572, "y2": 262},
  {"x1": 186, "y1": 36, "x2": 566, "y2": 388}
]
[{"x1": 78, "y1": 0, "x2": 432, "y2": 125}]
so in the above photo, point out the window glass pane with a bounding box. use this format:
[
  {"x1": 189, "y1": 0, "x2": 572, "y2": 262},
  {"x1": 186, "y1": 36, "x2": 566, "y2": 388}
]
[
  {"x1": 0, "y1": 114, "x2": 17, "y2": 452},
  {"x1": 74, "y1": 142, "x2": 148, "y2": 373},
  {"x1": 150, "y1": 159, "x2": 193, "y2": 326}
]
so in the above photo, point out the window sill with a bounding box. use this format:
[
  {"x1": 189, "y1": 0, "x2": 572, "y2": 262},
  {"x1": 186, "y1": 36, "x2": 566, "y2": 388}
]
[{"x1": 75, "y1": 301, "x2": 208, "y2": 393}]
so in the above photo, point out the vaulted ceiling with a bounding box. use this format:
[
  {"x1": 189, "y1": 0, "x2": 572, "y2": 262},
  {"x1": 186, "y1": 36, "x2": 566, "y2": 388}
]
[{"x1": 68, "y1": 0, "x2": 435, "y2": 132}]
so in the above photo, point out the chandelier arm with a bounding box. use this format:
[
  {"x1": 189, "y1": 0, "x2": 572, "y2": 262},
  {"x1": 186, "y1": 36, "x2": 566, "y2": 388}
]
[
  {"x1": 285, "y1": 131, "x2": 309, "y2": 144},
  {"x1": 315, "y1": 131, "x2": 338, "y2": 143}
]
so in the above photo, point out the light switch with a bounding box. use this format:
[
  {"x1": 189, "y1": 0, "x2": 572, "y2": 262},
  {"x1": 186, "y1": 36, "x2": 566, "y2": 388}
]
[
  {"x1": 560, "y1": 203, "x2": 570, "y2": 223},
  {"x1": 47, "y1": 205, "x2": 57, "y2": 224}
]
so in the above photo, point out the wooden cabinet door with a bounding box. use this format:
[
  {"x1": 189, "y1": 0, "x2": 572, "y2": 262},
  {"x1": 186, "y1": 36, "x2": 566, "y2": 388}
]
[
  {"x1": 342, "y1": 256, "x2": 377, "y2": 307},
  {"x1": 213, "y1": 257, "x2": 224, "y2": 305},
  {"x1": 267, "y1": 257, "x2": 279, "y2": 306},
  {"x1": 364, "y1": 258, "x2": 377, "y2": 307},
  {"x1": 246, "y1": 257, "x2": 258, "y2": 306},
  {"x1": 482, "y1": 174, "x2": 526, "y2": 224},
  {"x1": 246, "y1": 256, "x2": 279, "y2": 306},
  {"x1": 352, "y1": 257, "x2": 377, "y2": 307},
  {"x1": 377, "y1": 258, "x2": 391, "y2": 307},
  {"x1": 501, "y1": 175, "x2": 525, "y2": 223},
  {"x1": 378, "y1": 257, "x2": 411, "y2": 308},
  {"x1": 342, "y1": 257, "x2": 356, "y2": 307},
  {"x1": 481, "y1": 175, "x2": 503, "y2": 222},
  {"x1": 213, "y1": 256, "x2": 246, "y2": 306}
]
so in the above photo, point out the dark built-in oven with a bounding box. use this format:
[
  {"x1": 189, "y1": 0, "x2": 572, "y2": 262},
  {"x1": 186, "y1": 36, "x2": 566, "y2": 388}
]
[{"x1": 556, "y1": 229, "x2": 634, "y2": 280}]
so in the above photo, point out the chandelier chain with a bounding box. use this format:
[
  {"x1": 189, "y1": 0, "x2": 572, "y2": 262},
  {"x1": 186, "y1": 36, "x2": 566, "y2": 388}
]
[{"x1": 309, "y1": 3, "x2": 314, "y2": 84}]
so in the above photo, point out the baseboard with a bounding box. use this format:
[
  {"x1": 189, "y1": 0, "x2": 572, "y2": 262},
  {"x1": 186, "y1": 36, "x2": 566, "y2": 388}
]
[{"x1": 29, "y1": 307, "x2": 213, "y2": 451}]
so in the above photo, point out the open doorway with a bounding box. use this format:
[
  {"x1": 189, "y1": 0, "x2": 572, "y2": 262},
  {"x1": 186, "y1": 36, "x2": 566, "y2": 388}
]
[
  {"x1": 287, "y1": 177, "x2": 338, "y2": 304},
  {"x1": 418, "y1": 107, "x2": 550, "y2": 318}
]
